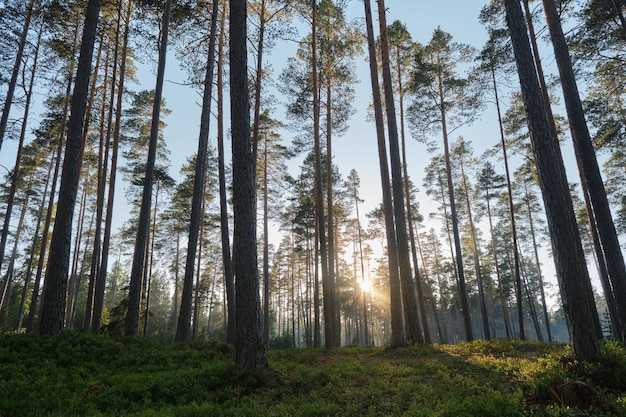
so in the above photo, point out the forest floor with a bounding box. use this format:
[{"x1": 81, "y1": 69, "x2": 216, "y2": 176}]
[{"x1": 1, "y1": 333, "x2": 625, "y2": 416}]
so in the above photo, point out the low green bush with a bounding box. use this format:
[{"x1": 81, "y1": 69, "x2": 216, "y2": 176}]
[{"x1": 1, "y1": 332, "x2": 625, "y2": 416}]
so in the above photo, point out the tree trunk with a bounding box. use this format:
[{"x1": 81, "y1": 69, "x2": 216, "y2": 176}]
[
  {"x1": 216, "y1": 2, "x2": 236, "y2": 345},
  {"x1": 83, "y1": 38, "x2": 113, "y2": 331},
  {"x1": 0, "y1": 0, "x2": 35, "y2": 152},
  {"x1": 377, "y1": 0, "x2": 423, "y2": 345},
  {"x1": 503, "y1": 0, "x2": 601, "y2": 362},
  {"x1": 0, "y1": 173, "x2": 32, "y2": 320},
  {"x1": 25, "y1": 19, "x2": 80, "y2": 333},
  {"x1": 459, "y1": 155, "x2": 490, "y2": 340},
  {"x1": 176, "y1": 0, "x2": 219, "y2": 343},
  {"x1": 263, "y1": 123, "x2": 270, "y2": 347},
  {"x1": 39, "y1": 0, "x2": 102, "y2": 336},
  {"x1": 125, "y1": 0, "x2": 172, "y2": 336},
  {"x1": 230, "y1": 0, "x2": 267, "y2": 369},
  {"x1": 325, "y1": 83, "x2": 341, "y2": 347},
  {"x1": 363, "y1": 0, "x2": 405, "y2": 348},
  {"x1": 15, "y1": 153, "x2": 53, "y2": 331},
  {"x1": 310, "y1": 0, "x2": 335, "y2": 349},
  {"x1": 490, "y1": 66, "x2": 515, "y2": 340},
  {"x1": 542, "y1": 0, "x2": 626, "y2": 343},
  {"x1": 485, "y1": 183, "x2": 512, "y2": 339},
  {"x1": 91, "y1": 0, "x2": 134, "y2": 334},
  {"x1": 0, "y1": 24, "x2": 41, "y2": 310},
  {"x1": 441, "y1": 111, "x2": 473, "y2": 341}
]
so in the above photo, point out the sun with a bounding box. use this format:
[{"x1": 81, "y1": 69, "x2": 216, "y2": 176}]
[{"x1": 358, "y1": 278, "x2": 372, "y2": 294}]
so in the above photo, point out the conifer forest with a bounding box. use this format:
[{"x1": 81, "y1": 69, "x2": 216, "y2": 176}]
[{"x1": 1, "y1": 0, "x2": 626, "y2": 372}]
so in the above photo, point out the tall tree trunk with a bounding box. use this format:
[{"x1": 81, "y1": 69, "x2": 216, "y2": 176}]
[
  {"x1": 542, "y1": 0, "x2": 626, "y2": 342},
  {"x1": 523, "y1": 181, "x2": 552, "y2": 342},
  {"x1": 354, "y1": 188, "x2": 369, "y2": 345},
  {"x1": 25, "y1": 19, "x2": 82, "y2": 333},
  {"x1": 15, "y1": 153, "x2": 53, "y2": 331},
  {"x1": 503, "y1": 0, "x2": 602, "y2": 362},
  {"x1": 440, "y1": 109, "x2": 473, "y2": 341},
  {"x1": 399, "y1": 77, "x2": 431, "y2": 344},
  {"x1": 310, "y1": 0, "x2": 334, "y2": 349},
  {"x1": 192, "y1": 190, "x2": 207, "y2": 340},
  {"x1": 490, "y1": 65, "x2": 515, "y2": 340},
  {"x1": 363, "y1": 0, "x2": 405, "y2": 348},
  {"x1": 176, "y1": 0, "x2": 219, "y2": 343},
  {"x1": 230, "y1": 0, "x2": 267, "y2": 369},
  {"x1": 142, "y1": 181, "x2": 161, "y2": 336},
  {"x1": 171, "y1": 230, "x2": 181, "y2": 339},
  {"x1": 83, "y1": 38, "x2": 113, "y2": 331},
  {"x1": 0, "y1": 0, "x2": 35, "y2": 152},
  {"x1": 459, "y1": 156, "x2": 490, "y2": 340},
  {"x1": 377, "y1": 0, "x2": 423, "y2": 345},
  {"x1": 216, "y1": 2, "x2": 236, "y2": 345},
  {"x1": 251, "y1": 0, "x2": 266, "y2": 183},
  {"x1": 485, "y1": 184, "x2": 512, "y2": 339},
  {"x1": 263, "y1": 125, "x2": 270, "y2": 347},
  {"x1": 39, "y1": 0, "x2": 102, "y2": 336},
  {"x1": 125, "y1": 0, "x2": 172, "y2": 336},
  {"x1": 66, "y1": 170, "x2": 91, "y2": 329},
  {"x1": 0, "y1": 173, "x2": 32, "y2": 320},
  {"x1": 325, "y1": 83, "x2": 341, "y2": 347},
  {"x1": 91, "y1": 0, "x2": 134, "y2": 334}
]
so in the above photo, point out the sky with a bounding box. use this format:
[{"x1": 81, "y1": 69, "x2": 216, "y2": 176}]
[{"x1": 156, "y1": 0, "x2": 496, "y2": 218}]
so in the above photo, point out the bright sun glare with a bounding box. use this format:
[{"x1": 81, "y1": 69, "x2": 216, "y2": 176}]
[{"x1": 358, "y1": 278, "x2": 373, "y2": 294}]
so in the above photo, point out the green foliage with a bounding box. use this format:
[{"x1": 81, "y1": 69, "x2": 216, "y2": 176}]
[{"x1": 1, "y1": 334, "x2": 626, "y2": 416}]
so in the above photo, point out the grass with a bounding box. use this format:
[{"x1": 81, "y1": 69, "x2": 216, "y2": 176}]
[{"x1": 1, "y1": 333, "x2": 625, "y2": 416}]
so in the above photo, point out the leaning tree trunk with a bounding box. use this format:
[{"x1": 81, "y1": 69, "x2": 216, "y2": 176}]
[
  {"x1": 364, "y1": 0, "x2": 405, "y2": 348},
  {"x1": 503, "y1": 0, "x2": 601, "y2": 362},
  {"x1": 15, "y1": 153, "x2": 52, "y2": 331},
  {"x1": 25, "y1": 20, "x2": 79, "y2": 333},
  {"x1": 0, "y1": 0, "x2": 35, "y2": 152},
  {"x1": 377, "y1": 0, "x2": 423, "y2": 345},
  {"x1": 0, "y1": 24, "x2": 41, "y2": 308},
  {"x1": 39, "y1": 0, "x2": 102, "y2": 336},
  {"x1": 523, "y1": 181, "x2": 553, "y2": 342},
  {"x1": 399, "y1": 81, "x2": 431, "y2": 343},
  {"x1": 542, "y1": 0, "x2": 626, "y2": 343}
]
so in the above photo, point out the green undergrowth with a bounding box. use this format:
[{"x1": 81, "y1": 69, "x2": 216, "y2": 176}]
[{"x1": 1, "y1": 333, "x2": 625, "y2": 416}]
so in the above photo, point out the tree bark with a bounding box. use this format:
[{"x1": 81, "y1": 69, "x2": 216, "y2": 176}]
[
  {"x1": 542, "y1": 0, "x2": 626, "y2": 343},
  {"x1": 125, "y1": 0, "x2": 172, "y2": 336},
  {"x1": 215, "y1": 2, "x2": 236, "y2": 345},
  {"x1": 39, "y1": 0, "x2": 102, "y2": 336},
  {"x1": 363, "y1": 0, "x2": 405, "y2": 348},
  {"x1": 503, "y1": 0, "x2": 601, "y2": 362},
  {"x1": 230, "y1": 0, "x2": 267, "y2": 369},
  {"x1": 377, "y1": 0, "x2": 423, "y2": 345},
  {"x1": 176, "y1": 0, "x2": 219, "y2": 343},
  {"x1": 91, "y1": 0, "x2": 134, "y2": 334}
]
